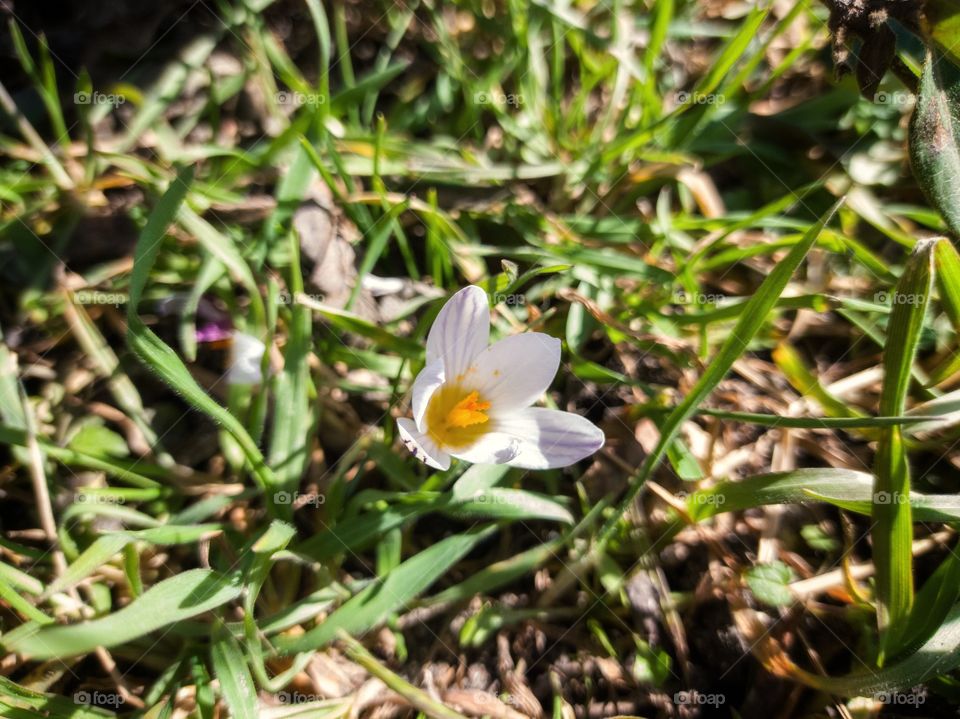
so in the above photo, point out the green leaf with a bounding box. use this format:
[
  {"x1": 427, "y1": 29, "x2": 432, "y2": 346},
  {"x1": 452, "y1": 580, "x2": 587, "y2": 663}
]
[
  {"x1": 685, "y1": 468, "x2": 960, "y2": 525},
  {"x1": 251, "y1": 520, "x2": 297, "y2": 556},
  {"x1": 894, "y1": 549, "x2": 960, "y2": 660},
  {"x1": 6, "y1": 569, "x2": 242, "y2": 659},
  {"x1": 746, "y1": 561, "x2": 795, "y2": 607},
  {"x1": 904, "y1": 388, "x2": 960, "y2": 435},
  {"x1": 443, "y1": 488, "x2": 574, "y2": 524},
  {"x1": 925, "y1": 0, "x2": 960, "y2": 75},
  {"x1": 278, "y1": 526, "x2": 495, "y2": 653},
  {"x1": 450, "y1": 464, "x2": 511, "y2": 499},
  {"x1": 699, "y1": 408, "x2": 934, "y2": 430},
  {"x1": 773, "y1": 342, "x2": 862, "y2": 420},
  {"x1": 44, "y1": 535, "x2": 128, "y2": 597},
  {"x1": 211, "y1": 623, "x2": 258, "y2": 719},
  {"x1": 67, "y1": 423, "x2": 130, "y2": 458},
  {"x1": 800, "y1": 524, "x2": 839, "y2": 552},
  {"x1": 296, "y1": 502, "x2": 432, "y2": 561},
  {"x1": 598, "y1": 200, "x2": 843, "y2": 545},
  {"x1": 125, "y1": 169, "x2": 276, "y2": 492},
  {"x1": 873, "y1": 239, "x2": 935, "y2": 659},
  {"x1": 804, "y1": 606, "x2": 960, "y2": 698},
  {"x1": 267, "y1": 231, "x2": 314, "y2": 503},
  {"x1": 0, "y1": 577, "x2": 52, "y2": 625},
  {"x1": 934, "y1": 240, "x2": 960, "y2": 331},
  {"x1": 910, "y1": 48, "x2": 960, "y2": 237},
  {"x1": 44, "y1": 524, "x2": 221, "y2": 597},
  {"x1": 0, "y1": 340, "x2": 28, "y2": 464},
  {"x1": 0, "y1": 675, "x2": 115, "y2": 718},
  {"x1": 338, "y1": 632, "x2": 467, "y2": 719}
]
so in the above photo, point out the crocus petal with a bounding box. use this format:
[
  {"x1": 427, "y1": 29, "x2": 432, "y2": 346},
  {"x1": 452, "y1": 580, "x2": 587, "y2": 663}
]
[
  {"x1": 227, "y1": 332, "x2": 267, "y2": 385},
  {"x1": 447, "y1": 431, "x2": 522, "y2": 466},
  {"x1": 451, "y1": 408, "x2": 604, "y2": 469},
  {"x1": 411, "y1": 358, "x2": 445, "y2": 432},
  {"x1": 196, "y1": 322, "x2": 233, "y2": 343},
  {"x1": 470, "y1": 333, "x2": 561, "y2": 412},
  {"x1": 426, "y1": 286, "x2": 490, "y2": 379},
  {"x1": 397, "y1": 418, "x2": 451, "y2": 470}
]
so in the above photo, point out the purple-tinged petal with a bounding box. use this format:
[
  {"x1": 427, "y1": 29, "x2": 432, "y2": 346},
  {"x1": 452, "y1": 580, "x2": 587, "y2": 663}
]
[
  {"x1": 397, "y1": 418, "x2": 451, "y2": 470},
  {"x1": 411, "y1": 358, "x2": 446, "y2": 432},
  {"x1": 470, "y1": 333, "x2": 561, "y2": 412},
  {"x1": 426, "y1": 286, "x2": 490, "y2": 379},
  {"x1": 451, "y1": 408, "x2": 603, "y2": 469},
  {"x1": 196, "y1": 322, "x2": 234, "y2": 344}
]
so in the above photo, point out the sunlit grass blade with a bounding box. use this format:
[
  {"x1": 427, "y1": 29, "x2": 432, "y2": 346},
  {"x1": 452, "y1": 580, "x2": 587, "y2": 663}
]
[
  {"x1": 267, "y1": 233, "x2": 315, "y2": 509},
  {"x1": 873, "y1": 239, "x2": 936, "y2": 662},
  {"x1": 684, "y1": 468, "x2": 960, "y2": 524},
  {"x1": 597, "y1": 199, "x2": 843, "y2": 546},
  {"x1": 45, "y1": 525, "x2": 220, "y2": 597},
  {"x1": 338, "y1": 631, "x2": 468, "y2": 719},
  {"x1": 5, "y1": 569, "x2": 243, "y2": 659},
  {"x1": 211, "y1": 622, "x2": 258, "y2": 719},
  {"x1": 125, "y1": 169, "x2": 276, "y2": 493},
  {"x1": 893, "y1": 549, "x2": 960, "y2": 660},
  {"x1": 786, "y1": 605, "x2": 960, "y2": 698},
  {"x1": 278, "y1": 525, "x2": 495, "y2": 653},
  {"x1": 0, "y1": 676, "x2": 115, "y2": 718},
  {"x1": 772, "y1": 342, "x2": 863, "y2": 420},
  {"x1": 698, "y1": 409, "x2": 938, "y2": 429},
  {"x1": 928, "y1": 239, "x2": 960, "y2": 384}
]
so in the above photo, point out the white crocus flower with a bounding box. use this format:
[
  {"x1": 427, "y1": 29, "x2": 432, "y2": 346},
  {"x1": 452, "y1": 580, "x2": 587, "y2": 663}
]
[
  {"x1": 397, "y1": 285, "x2": 605, "y2": 470},
  {"x1": 227, "y1": 331, "x2": 267, "y2": 385}
]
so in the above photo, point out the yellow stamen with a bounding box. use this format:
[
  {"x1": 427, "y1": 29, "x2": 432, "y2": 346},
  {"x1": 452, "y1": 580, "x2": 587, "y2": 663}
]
[
  {"x1": 445, "y1": 391, "x2": 491, "y2": 428},
  {"x1": 425, "y1": 385, "x2": 493, "y2": 449}
]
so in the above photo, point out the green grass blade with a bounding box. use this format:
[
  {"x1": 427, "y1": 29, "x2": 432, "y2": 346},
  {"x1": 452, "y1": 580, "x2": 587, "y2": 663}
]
[
  {"x1": 45, "y1": 525, "x2": 221, "y2": 597},
  {"x1": 211, "y1": 623, "x2": 259, "y2": 719},
  {"x1": 873, "y1": 239, "x2": 936, "y2": 660},
  {"x1": 5, "y1": 569, "x2": 243, "y2": 660},
  {"x1": 597, "y1": 199, "x2": 842, "y2": 546},
  {"x1": 267, "y1": 232, "x2": 314, "y2": 504},
  {"x1": 126, "y1": 169, "x2": 276, "y2": 492},
  {"x1": 686, "y1": 468, "x2": 875, "y2": 521},
  {"x1": 698, "y1": 409, "x2": 938, "y2": 429},
  {"x1": 442, "y1": 488, "x2": 574, "y2": 524},
  {"x1": 802, "y1": 606, "x2": 960, "y2": 697},
  {"x1": 278, "y1": 525, "x2": 495, "y2": 653},
  {"x1": 0, "y1": 676, "x2": 115, "y2": 718}
]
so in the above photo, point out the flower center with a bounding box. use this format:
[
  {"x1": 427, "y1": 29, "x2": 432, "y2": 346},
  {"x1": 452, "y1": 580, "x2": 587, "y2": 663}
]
[
  {"x1": 446, "y1": 391, "x2": 491, "y2": 427},
  {"x1": 425, "y1": 385, "x2": 493, "y2": 450}
]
